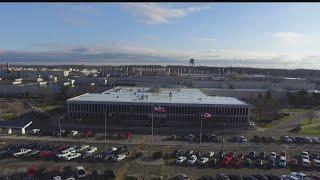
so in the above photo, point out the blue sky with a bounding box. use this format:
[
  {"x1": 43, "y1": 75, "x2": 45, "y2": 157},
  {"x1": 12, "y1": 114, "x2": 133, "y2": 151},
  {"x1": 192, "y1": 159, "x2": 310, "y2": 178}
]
[{"x1": 1, "y1": 3, "x2": 320, "y2": 69}]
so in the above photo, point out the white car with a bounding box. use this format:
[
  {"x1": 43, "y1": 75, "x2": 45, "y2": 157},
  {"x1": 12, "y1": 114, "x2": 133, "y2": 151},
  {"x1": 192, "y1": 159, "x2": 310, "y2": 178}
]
[
  {"x1": 205, "y1": 152, "x2": 214, "y2": 158},
  {"x1": 291, "y1": 172, "x2": 307, "y2": 180},
  {"x1": 301, "y1": 154, "x2": 309, "y2": 160},
  {"x1": 278, "y1": 156, "x2": 287, "y2": 168},
  {"x1": 197, "y1": 157, "x2": 209, "y2": 165},
  {"x1": 269, "y1": 152, "x2": 277, "y2": 160},
  {"x1": 282, "y1": 175, "x2": 299, "y2": 180},
  {"x1": 75, "y1": 166, "x2": 86, "y2": 178},
  {"x1": 240, "y1": 136, "x2": 247, "y2": 143},
  {"x1": 301, "y1": 151, "x2": 309, "y2": 157},
  {"x1": 86, "y1": 147, "x2": 98, "y2": 154},
  {"x1": 69, "y1": 130, "x2": 79, "y2": 136},
  {"x1": 52, "y1": 176, "x2": 62, "y2": 180},
  {"x1": 313, "y1": 159, "x2": 320, "y2": 168},
  {"x1": 113, "y1": 154, "x2": 126, "y2": 161},
  {"x1": 56, "y1": 148, "x2": 76, "y2": 158},
  {"x1": 77, "y1": 145, "x2": 90, "y2": 152},
  {"x1": 106, "y1": 147, "x2": 117, "y2": 154},
  {"x1": 176, "y1": 156, "x2": 187, "y2": 164},
  {"x1": 187, "y1": 155, "x2": 197, "y2": 165},
  {"x1": 29, "y1": 129, "x2": 41, "y2": 135},
  {"x1": 283, "y1": 136, "x2": 293, "y2": 143},
  {"x1": 301, "y1": 158, "x2": 310, "y2": 167},
  {"x1": 64, "y1": 152, "x2": 81, "y2": 161},
  {"x1": 13, "y1": 148, "x2": 32, "y2": 157}
]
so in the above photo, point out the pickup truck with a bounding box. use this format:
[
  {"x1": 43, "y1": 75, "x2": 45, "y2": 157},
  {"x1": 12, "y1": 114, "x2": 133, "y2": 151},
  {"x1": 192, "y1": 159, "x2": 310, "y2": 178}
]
[{"x1": 13, "y1": 148, "x2": 32, "y2": 157}]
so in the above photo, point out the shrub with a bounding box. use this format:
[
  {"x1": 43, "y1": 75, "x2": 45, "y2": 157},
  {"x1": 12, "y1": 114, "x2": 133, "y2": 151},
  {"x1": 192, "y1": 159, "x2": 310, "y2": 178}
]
[
  {"x1": 134, "y1": 152, "x2": 143, "y2": 159},
  {"x1": 152, "y1": 151, "x2": 163, "y2": 160}
]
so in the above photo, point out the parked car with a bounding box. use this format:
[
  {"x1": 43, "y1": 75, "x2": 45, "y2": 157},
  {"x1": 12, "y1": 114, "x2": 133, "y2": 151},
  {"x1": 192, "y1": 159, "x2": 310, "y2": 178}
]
[
  {"x1": 187, "y1": 155, "x2": 197, "y2": 165},
  {"x1": 75, "y1": 166, "x2": 86, "y2": 178},
  {"x1": 313, "y1": 159, "x2": 320, "y2": 168},
  {"x1": 64, "y1": 152, "x2": 81, "y2": 161},
  {"x1": 113, "y1": 154, "x2": 126, "y2": 161},
  {"x1": 13, "y1": 148, "x2": 32, "y2": 157},
  {"x1": 278, "y1": 156, "x2": 287, "y2": 168},
  {"x1": 197, "y1": 157, "x2": 209, "y2": 165},
  {"x1": 301, "y1": 158, "x2": 311, "y2": 168},
  {"x1": 176, "y1": 156, "x2": 187, "y2": 164},
  {"x1": 269, "y1": 152, "x2": 276, "y2": 160},
  {"x1": 28, "y1": 129, "x2": 41, "y2": 135},
  {"x1": 205, "y1": 151, "x2": 214, "y2": 158}
]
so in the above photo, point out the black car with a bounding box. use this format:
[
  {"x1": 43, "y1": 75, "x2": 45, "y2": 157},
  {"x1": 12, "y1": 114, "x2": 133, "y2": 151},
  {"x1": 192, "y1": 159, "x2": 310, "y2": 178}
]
[
  {"x1": 265, "y1": 174, "x2": 281, "y2": 180},
  {"x1": 228, "y1": 175, "x2": 242, "y2": 180},
  {"x1": 259, "y1": 152, "x2": 266, "y2": 160},
  {"x1": 173, "y1": 149, "x2": 184, "y2": 158},
  {"x1": 216, "y1": 151, "x2": 225, "y2": 160},
  {"x1": 243, "y1": 176, "x2": 258, "y2": 180},
  {"x1": 249, "y1": 151, "x2": 256, "y2": 160},
  {"x1": 252, "y1": 175, "x2": 268, "y2": 180},
  {"x1": 211, "y1": 158, "x2": 218, "y2": 167},
  {"x1": 217, "y1": 173, "x2": 230, "y2": 180},
  {"x1": 267, "y1": 159, "x2": 276, "y2": 168}
]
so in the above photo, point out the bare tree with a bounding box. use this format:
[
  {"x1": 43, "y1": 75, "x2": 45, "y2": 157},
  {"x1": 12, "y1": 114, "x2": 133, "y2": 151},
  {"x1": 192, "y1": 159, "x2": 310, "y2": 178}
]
[{"x1": 306, "y1": 110, "x2": 316, "y2": 124}]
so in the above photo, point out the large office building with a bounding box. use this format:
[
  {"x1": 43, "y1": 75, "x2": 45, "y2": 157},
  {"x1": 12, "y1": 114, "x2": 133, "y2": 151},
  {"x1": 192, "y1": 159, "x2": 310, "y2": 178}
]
[{"x1": 66, "y1": 87, "x2": 251, "y2": 131}]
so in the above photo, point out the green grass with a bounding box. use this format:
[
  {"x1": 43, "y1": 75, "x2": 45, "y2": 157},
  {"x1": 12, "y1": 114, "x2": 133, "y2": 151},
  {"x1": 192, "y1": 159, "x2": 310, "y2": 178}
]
[
  {"x1": 252, "y1": 108, "x2": 305, "y2": 129},
  {"x1": 30, "y1": 101, "x2": 65, "y2": 115},
  {"x1": 0, "y1": 112, "x2": 15, "y2": 120},
  {"x1": 280, "y1": 108, "x2": 308, "y2": 113},
  {"x1": 298, "y1": 119, "x2": 320, "y2": 135}
]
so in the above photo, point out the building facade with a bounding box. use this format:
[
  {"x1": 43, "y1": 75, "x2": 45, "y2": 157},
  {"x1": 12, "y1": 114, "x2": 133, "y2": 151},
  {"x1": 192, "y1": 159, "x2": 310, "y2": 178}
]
[{"x1": 66, "y1": 87, "x2": 251, "y2": 131}]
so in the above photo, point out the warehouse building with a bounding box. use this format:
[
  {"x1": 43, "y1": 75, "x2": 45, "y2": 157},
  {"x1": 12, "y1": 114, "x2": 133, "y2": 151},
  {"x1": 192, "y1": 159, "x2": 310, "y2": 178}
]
[{"x1": 66, "y1": 87, "x2": 251, "y2": 130}]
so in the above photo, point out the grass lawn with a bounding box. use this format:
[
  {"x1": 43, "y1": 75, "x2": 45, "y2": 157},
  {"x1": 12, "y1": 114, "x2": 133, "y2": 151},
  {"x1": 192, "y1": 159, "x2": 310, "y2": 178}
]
[
  {"x1": 280, "y1": 108, "x2": 308, "y2": 113},
  {"x1": 0, "y1": 112, "x2": 15, "y2": 120},
  {"x1": 30, "y1": 100, "x2": 66, "y2": 114},
  {"x1": 252, "y1": 108, "x2": 306, "y2": 129},
  {"x1": 298, "y1": 119, "x2": 320, "y2": 135}
]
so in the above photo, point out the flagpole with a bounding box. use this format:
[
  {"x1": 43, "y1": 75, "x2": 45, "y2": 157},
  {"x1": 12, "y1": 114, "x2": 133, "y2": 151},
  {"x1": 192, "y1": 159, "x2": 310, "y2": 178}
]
[
  {"x1": 200, "y1": 115, "x2": 203, "y2": 144},
  {"x1": 152, "y1": 105, "x2": 154, "y2": 144}
]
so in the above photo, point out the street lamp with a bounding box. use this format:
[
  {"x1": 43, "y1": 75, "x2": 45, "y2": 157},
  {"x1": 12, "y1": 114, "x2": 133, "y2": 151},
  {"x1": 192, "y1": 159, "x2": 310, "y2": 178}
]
[
  {"x1": 104, "y1": 111, "x2": 112, "y2": 142},
  {"x1": 58, "y1": 116, "x2": 63, "y2": 140}
]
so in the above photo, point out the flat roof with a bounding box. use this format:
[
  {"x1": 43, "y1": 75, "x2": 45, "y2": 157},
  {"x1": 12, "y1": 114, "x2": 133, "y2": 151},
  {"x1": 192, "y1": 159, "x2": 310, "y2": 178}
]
[
  {"x1": 67, "y1": 87, "x2": 248, "y2": 106},
  {"x1": 0, "y1": 120, "x2": 32, "y2": 129}
]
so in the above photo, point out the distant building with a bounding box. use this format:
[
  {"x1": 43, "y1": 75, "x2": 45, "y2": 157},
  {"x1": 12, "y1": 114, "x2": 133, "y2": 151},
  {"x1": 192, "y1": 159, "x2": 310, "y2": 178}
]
[{"x1": 66, "y1": 87, "x2": 251, "y2": 131}]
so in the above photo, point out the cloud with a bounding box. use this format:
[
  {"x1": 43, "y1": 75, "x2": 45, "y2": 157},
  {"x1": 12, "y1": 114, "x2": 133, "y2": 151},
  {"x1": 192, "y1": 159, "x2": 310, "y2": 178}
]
[
  {"x1": 2, "y1": 42, "x2": 320, "y2": 69},
  {"x1": 123, "y1": 3, "x2": 211, "y2": 24},
  {"x1": 70, "y1": 5, "x2": 102, "y2": 16},
  {"x1": 194, "y1": 37, "x2": 216, "y2": 43},
  {"x1": 58, "y1": 5, "x2": 102, "y2": 26},
  {"x1": 273, "y1": 32, "x2": 305, "y2": 44}
]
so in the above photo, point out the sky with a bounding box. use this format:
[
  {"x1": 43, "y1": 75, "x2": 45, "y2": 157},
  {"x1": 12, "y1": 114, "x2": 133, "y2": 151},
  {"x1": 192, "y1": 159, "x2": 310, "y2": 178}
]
[{"x1": 1, "y1": 3, "x2": 320, "y2": 69}]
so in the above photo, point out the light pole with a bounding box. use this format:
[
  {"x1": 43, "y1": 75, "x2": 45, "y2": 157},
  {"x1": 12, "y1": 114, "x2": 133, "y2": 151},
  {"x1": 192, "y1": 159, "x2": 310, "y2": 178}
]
[
  {"x1": 104, "y1": 111, "x2": 112, "y2": 142},
  {"x1": 59, "y1": 116, "x2": 63, "y2": 140}
]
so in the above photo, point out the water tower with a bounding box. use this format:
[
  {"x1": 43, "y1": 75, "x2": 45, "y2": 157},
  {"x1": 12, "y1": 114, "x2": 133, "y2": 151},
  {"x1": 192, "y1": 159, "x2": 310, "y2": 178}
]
[{"x1": 189, "y1": 58, "x2": 195, "y2": 74}]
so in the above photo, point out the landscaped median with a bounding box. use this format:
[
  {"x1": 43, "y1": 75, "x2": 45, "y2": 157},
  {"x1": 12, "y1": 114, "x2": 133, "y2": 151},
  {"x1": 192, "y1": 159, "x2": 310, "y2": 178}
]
[{"x1": 298, "y1": 119, "x2": 320, "y2": 135}]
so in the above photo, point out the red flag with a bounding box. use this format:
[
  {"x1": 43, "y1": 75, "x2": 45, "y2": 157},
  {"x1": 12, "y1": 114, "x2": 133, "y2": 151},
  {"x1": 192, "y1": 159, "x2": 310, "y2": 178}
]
[
  {"x1": 154, "y1": 105, "x2": 165, "y2": 113},
  {"x1": 203, "y1": 112, "x2": 212, "y2": 118}
]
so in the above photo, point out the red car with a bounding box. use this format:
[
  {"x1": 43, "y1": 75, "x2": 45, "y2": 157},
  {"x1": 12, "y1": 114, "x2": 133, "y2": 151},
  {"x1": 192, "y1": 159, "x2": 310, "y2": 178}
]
[
  {"x1": 58, "y1": 144, "x2": 69, "y2": 151},
  {"x1": 39, "y1": 151, "x2": 53, "y2": 159},
  {"x1": 83, "y1": 130, "x2": 95, "y2": 138},
  {"x1": 221, "y1": 154, "x2": 233, "y2": 167},
  {"x1": 123, "y1": 132, "x2": 132, "y2": 139},
  {"x1": 232, "y1": 157, "x2": 241, "y2": 168}
]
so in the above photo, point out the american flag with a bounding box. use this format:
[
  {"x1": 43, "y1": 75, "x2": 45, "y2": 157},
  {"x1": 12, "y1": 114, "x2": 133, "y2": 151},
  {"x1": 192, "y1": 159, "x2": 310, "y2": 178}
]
[
  {"x1": 154, "y1": 105, "x2": 166, "y2": 113},
  {"x1": 202, "y1": 112, "x2": 212, "y2": 118}
]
